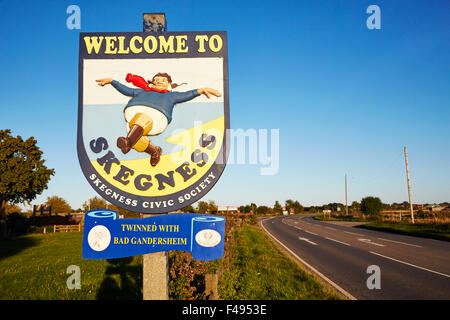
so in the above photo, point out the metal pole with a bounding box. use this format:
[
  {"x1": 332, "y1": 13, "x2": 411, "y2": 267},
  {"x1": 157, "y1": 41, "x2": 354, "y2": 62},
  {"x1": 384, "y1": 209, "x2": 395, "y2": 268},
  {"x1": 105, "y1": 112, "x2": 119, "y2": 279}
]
[
  {"x1": 143, "y1": 13, "x2": 167, "y2": 32},
  {"x1": 142, "y1": 13, "x2": 169, "y2": 300},
  {"x1": 404, "y1": 147, "x2": 415, "y2": 224}
]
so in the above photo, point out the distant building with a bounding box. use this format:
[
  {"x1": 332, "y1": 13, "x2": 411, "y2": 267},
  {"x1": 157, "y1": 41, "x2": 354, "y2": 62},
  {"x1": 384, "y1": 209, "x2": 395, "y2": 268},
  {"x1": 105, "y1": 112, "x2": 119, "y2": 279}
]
[
  {"x1": 217, "y1": 206, "x2": 239, "y2": 214},
  {"x1": 427, "y1": 204, "x2": 443, "y2": 212},
  {"x1": 33, "y1": 204, "x2": 51, "y2": 216},
  {"x1": 69, "y1": 212, "x2": 85, "y2": 223}
]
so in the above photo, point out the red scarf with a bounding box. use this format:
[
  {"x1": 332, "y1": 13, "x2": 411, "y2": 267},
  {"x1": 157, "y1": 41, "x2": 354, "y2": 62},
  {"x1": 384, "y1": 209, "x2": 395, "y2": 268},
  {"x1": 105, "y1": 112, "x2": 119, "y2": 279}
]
[
  {"x1": 147, "y1": 87, "x2": 170, "y2": 93},
  {"x1": 126, "y1": 73, "x2": 170, "y2": 93}
]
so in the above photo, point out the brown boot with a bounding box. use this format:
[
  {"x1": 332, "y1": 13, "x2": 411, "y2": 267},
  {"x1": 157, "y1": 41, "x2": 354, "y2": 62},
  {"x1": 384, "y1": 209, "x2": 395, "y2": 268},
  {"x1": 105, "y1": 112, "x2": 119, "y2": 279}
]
[
  {"x1": 117, "y1": 125, "x2": 144, "y2": 154},
  {"x1": 145, "y1": 142, "x2": 163, "y2": 167}
]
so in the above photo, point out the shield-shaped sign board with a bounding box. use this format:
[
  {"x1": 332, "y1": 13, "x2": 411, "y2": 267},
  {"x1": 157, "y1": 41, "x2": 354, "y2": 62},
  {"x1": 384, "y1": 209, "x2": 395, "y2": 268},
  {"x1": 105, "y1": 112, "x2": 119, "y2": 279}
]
[{"x1": 77, "y1": 32, "x2": 229, "y2": 213}]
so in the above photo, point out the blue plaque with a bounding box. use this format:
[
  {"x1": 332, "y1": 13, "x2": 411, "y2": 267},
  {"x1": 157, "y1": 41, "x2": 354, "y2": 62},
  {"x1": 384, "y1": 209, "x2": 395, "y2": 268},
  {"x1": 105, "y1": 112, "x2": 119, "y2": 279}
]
[{"x1": 82, "y1": 209, "x2": 225, "y2": 261}]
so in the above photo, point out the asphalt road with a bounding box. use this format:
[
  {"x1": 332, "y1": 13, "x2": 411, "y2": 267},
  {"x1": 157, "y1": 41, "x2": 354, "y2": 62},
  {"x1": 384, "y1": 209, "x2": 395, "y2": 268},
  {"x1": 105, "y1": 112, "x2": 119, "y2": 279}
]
[{"x1": 260, "y1": 214, "x2": 450, "y2": 300}]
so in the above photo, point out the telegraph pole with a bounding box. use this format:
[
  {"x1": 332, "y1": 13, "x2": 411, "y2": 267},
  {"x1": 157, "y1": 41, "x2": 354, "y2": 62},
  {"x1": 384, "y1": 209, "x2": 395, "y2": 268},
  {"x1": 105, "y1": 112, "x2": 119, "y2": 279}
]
[
  {"x1": 404, "y1": 147, "x2": 415, "y2": 224},
  {"x1": 345, "y1": 174, "x2": 348, "y2": 216}
]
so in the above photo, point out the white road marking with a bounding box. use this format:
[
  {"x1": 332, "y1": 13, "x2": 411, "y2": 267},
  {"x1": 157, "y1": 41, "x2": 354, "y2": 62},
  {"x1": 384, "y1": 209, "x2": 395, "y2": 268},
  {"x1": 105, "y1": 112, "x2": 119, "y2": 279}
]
[
  {"x1": 303, "y1": 230, "x2": 318, "y2": 236},
  {"x1": 358, "y1": 238, "x2": 385, "y2": 247},
  {"x1": 326, "y1": 237, "x2": 351, "y2": 246},
  {"x1": 369, "y1": 251, "x2": 450, "y2": 278},
  {"x1": 259, "y1": 220, "x2": 356, "y2": 300},
  {"x1": 325, "y1": 226, "x2": 337, "y2": 231},
  {"x1": 344, "y1": 231, "x2": 364, "y2": 236},
  {"x1": 377, "y1": 238, "x2": 422, "y2": 248},
  {"x1": 298, "y1": 237, "x2": 318, "y2": 246}
]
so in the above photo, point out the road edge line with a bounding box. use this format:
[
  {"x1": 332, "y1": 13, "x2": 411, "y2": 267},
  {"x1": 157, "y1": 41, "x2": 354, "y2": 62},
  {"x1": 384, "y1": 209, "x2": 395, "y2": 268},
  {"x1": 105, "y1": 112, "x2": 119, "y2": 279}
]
[{"x1": 259, "y1": 217, "x2": 357, "y2": 300}]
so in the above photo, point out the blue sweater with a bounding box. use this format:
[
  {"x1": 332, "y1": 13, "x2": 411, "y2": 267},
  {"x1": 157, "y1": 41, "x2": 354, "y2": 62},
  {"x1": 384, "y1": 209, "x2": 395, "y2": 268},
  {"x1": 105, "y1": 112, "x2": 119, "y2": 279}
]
[{"x1": 111, "y1": 80, "x2": 200, "y2": 124}]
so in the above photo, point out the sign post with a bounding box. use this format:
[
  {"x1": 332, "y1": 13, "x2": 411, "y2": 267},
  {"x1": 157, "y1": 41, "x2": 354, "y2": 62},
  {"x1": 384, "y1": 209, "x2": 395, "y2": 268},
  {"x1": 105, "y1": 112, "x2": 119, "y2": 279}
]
[
  {"x1": 142, "y1": 13, "x2": 169, "y2": 301},
  {"x1": 143, "y1": 248, "x2": 168, "y2": 299},
  {"x1": 77, "y1": 13, "x2": 229, "y2": 300}
]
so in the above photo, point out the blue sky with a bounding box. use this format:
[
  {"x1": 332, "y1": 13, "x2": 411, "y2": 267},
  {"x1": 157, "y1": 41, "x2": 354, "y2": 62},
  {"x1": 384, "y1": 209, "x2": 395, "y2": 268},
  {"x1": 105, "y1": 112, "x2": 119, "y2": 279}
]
[{"x1": 0, "y1": 0, "x2": 449, "y2": 210}]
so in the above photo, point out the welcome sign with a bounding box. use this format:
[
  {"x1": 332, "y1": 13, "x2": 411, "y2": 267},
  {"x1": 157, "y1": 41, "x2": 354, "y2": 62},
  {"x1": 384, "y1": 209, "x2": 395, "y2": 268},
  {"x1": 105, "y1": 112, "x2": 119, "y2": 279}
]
[
  {"x1": 77, "y1": 32, "x2": 229, "y2": 213},
  {"x1": 82, "y1": 209, "x2": 225, "y2": 260}
]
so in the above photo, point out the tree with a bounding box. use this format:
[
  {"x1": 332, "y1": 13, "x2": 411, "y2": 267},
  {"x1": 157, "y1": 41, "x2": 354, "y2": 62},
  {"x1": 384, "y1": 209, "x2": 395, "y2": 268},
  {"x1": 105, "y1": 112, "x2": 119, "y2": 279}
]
[
  {"x1": 197, "y1": 201, "x2": 209, "y2": 214},
  {"x1": 307, "y1": 206, "x2": 319, "y2": 213},
  {"x1": 293, "y1": 201, "x2": 304, "y2": 213},
  {"x1": 181, "y1": 204, "x2": 195, "y2": 213},
  {"x1": 108, "y1": 204, "x2": 140, "y2": 218},
  {"x1": 328, "y1": 202, "x2": 344, "y2": 212},
  {"x1": 5, "y1": 203, "x2": 22, "y2": 215},
  {"x1": 351, "y1": 201, "x2": 360, "y2": 212},
  {"x1": 208, "y1": 200, "x2": 218, "y2": 214},
  {"x1": 360, "y1": 197, "x2": 383, "y2": 216},
  {"x1": 256, "y1": 206, "x2": 270, "y2": 215},
  {"x1": 285, "y1": 199, "x2": 304, "y2": 214},
  {"x1": 82, "y1": 196, "x2": 108, "y2": 211},
  {"x1": 0, "y1": 130, "x2": 54, "y2": 237},
  {"x1": 239, "y1": 205, "x2": 251, "y2": 213},
  {"x1": 273, "y1": 201, "x2": 282, "y2": 214},
  {"x1": 81, "y1": 196, "x2": 139, "y2": 218},
  {"x1": 46, "y1": 196, "x2": 72, "y2": 214},
  {"x1": 285, "y1": 200, "x2": 294, "y2": 213}
]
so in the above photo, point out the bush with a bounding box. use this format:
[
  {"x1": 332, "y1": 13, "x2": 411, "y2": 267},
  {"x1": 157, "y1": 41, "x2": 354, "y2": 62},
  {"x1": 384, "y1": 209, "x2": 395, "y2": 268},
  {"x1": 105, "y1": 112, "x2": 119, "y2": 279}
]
[
  {"x1": 360, "y1": 197, "x2": 383, "y2": 217},
  {"x1": 6, "y1": 212, "x2": 29, "y2": 235},
  {"x1": 417, "y1": 209, "x2": 427, "y2": 219},
  {"x1": 28, "y1": 225, "x2": 54, "y2": 234}
]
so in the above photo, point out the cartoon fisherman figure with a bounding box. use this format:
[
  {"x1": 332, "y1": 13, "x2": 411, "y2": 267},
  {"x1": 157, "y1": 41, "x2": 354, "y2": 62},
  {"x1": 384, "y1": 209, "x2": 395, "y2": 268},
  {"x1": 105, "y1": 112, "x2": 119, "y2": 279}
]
[{"x1": 96, "y1": 73, "x2": 221, "y2": 167}]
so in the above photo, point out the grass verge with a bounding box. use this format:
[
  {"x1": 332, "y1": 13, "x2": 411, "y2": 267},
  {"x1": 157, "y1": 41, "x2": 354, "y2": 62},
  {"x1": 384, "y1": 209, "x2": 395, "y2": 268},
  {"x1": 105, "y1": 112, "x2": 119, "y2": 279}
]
[
  {"x1": 314, "y1": 215, "x2": 367, "y2": 222},
  {"x1": 357, "y1": 221, "x2": 450, "y2": 242},
  {"x1": 314, "y1": 214, "x2": 450, "y2": 242},
  {"x1": 0, "y1": 232, "x2": 142, "y2": 299},
  {"x1": 218, "y1": 225, "x2": 343, "y2": 300}
]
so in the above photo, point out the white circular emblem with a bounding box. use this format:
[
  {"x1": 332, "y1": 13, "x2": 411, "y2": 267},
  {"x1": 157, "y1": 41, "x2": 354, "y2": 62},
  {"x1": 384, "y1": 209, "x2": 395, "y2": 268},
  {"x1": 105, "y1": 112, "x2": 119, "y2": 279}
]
[
  {"x1": 195, "y1": 229, "x2": 221, "y2": 247},
  {"x1": 87, "y1": 225, "x2": 111, "y2": 252}
]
